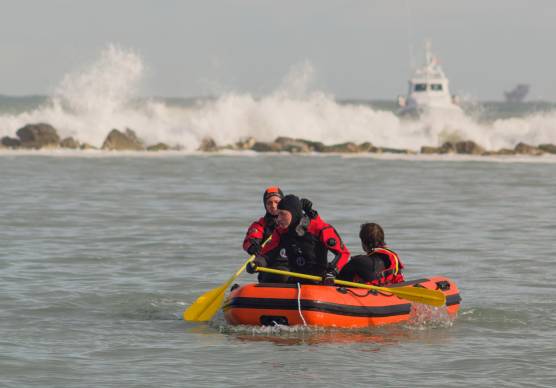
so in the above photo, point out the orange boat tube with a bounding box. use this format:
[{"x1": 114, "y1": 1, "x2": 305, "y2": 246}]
[{"x1": 223, "y1": 277, "x2": 461, "y2": 328}]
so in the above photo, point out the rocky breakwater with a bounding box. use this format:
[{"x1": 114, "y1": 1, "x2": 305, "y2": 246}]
[
  {"x1": 0, "y1": 123, "x2": 175, "y2": 151},
  {"x1": 1, "y1": 123, "x2": 60, "y2": 149},
  {"x1": 199, "y1": 135, "x2": 556, "y2": 156},
  {"x1": 420, "y1": 140, "x2": 556, "y2": 156},
  {"x1": 1, "y1": 122, "x2": 556, "y2": 156},
  {"x1": 198, "y1": 136, "x2": 413, "y2": 154}
]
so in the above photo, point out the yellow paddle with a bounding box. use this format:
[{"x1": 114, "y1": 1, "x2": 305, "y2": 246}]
[
  {"x1": 256, "y1": 266, "x2": 446, "y2": 307},
  {"x1": 183, "y1": 236, "x2": 272, "y2": 321}
]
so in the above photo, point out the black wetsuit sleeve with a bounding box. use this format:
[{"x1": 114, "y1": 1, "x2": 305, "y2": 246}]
[{"x1": 337, "y1": 254, "x2": 388, "y2": 283}]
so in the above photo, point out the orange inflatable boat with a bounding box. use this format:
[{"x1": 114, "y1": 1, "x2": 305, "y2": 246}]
[{"x1": 223, "y1": 277, "x2": 461, "y2": 328}]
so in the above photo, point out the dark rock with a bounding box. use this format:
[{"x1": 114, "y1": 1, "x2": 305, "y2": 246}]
[
  {"x1": 16, "y1": 123, "x2": 60, "y2": 149},
  {"x1": 273, "y1": 137, "x2": 290, "y2": 145},
  {"x1": 359, "y1": 142, "x2": 378, "y2": 153},
  {"x1": 322, "y1": 142, "x2": 361, "y2": 153},
  {"x1": 538, "y1": 143, "x2": 556, "y2": 154},
  {"x1": 296, "y1": 139, "x2": 327, "y2": 152},
  {"x1": 251, "y1": 142, "x2": 280, "y2": 152},
  {"x1": 102, "y1": 128, "x2": 145, "y2": 151},
  {"x1": 378, "y1": 147, "x2": 414, "y2": 154},
  {"x1": 147, "y1": 143, "x2": 170, "y2": 151},
  {"x1": 197, "y1": 137, "x2": 218, "y2": 152},
  {"x1": 514, "y1": 142, "x2": 543, "y2": 155},
  {"x1": 1, "y1": 136, "x2": 21, "y2": 148},
  {"x1": 235, "y1": 137, "x2": 257, "y2": 150},
  {"x1": 482, "y1": 148, "x2": 516, "y2": 156},
  {"x1": 422, "y1": 143, "x2": 457, "y2": 154},
  {"x1": 420, "y1": 146, "x2": 441, "y2": 154},
  {"x1": 498, "y1": 148, "x2": 516, "y2": 155},
  {"x1": 273, "y1": 137, "x2": 311, "y2": 153},
  {"x1": 80, "y1": 143, "x2": 98, "y2": 150},
  {"x1": 439, "y1": 142, "x2": 457, "y2": 154},
  {"x1": 60, "y1": 137, "x2": 80, "y2": 149},
  {"x1": 455, "y1": 141, "x2": 485, "y2": 155}
]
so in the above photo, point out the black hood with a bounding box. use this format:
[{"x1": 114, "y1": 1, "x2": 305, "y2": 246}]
[
  {"x1": 262, "y1": 186, "x2": 284, "y2": 210},
  {"x1": 277, "y1": 194, "x2": 303, "y2": 230}
]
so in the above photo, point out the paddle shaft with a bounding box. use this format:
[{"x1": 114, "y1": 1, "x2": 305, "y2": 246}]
[
  {"x1": 256, "y1": 266, "x2": 446, "y2": 307},
  {"x1": 212, "y1": 235, "x2": 273, "y2": 289},
  {"x1": 256, "y1": 266, "x2": 400, "y2": 292},
  {"x1": 184, "y1": 236, "x2": 272, "y2": 321}
]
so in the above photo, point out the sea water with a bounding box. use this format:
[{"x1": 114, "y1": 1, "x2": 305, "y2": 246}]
[
  {"x1": 1, "y1": 46, "x2": 556, "y2": 387},
  {"x1": 1, "y1": 153, "x2": 555, "y2": 387}
]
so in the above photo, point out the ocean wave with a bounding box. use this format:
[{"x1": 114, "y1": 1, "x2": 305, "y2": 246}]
[{"x1": 1, "y1": 45, "x2": 556, "y2": 151}]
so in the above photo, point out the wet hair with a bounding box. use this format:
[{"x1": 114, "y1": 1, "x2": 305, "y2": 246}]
[{"x1": 359, "y1": 223, "x2": 385, "y2": 252}]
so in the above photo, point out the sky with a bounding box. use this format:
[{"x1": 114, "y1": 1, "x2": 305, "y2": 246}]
[{"x1": 1, "y1": 0, "x2": 555, "y2": 101}]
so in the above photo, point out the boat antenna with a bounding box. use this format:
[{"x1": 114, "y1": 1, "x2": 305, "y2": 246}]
[{"x1": 425, "y1": 39, "x2": 433, "y2": 68}]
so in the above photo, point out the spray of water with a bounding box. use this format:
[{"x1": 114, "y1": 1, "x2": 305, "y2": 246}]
[{"x1": 1, "y1": 44, "x2": 556, "y2": 150}]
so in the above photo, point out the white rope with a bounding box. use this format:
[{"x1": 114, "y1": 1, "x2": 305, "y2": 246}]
[{"x1": 296, "y1": 282, "x2": 307, "y2": 326}]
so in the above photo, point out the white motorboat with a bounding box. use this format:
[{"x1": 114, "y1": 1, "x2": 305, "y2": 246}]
[{"x1": 397, "y1": 41, "x2": 462, "y2": 116}]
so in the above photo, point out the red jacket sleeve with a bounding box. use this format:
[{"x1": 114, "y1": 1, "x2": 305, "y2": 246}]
[
  {"x1": 260, "y1": 228, "x2": 282, "y2": 255},
  {"x1": 309, "y1": 215, "x2": 350, "y2": 273},
  {"x1": 242, "y1": 218, "x2": 265, "y2": 253}
]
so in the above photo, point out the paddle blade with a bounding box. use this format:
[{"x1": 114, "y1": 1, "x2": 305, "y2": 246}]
[
  {"x1": 183, "y1": 285, "x2": 227, "y2": 322},
  {"x1": 385, "y1": 285, "x2": 446, "y2": 307},
  {"x1": 333, "y1": 278, "x2": 446, "y2": 307},
  {"x1": 183, "y1": 236, "x2": 271, "y2": 322}
]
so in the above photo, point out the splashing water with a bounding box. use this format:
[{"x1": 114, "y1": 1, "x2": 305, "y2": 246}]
[
  {"x1": 53, "y1": 44, "x2": 143, "y2": 117},
  {"x1": 1, "y1": 44, "x2": 556, "y2": 150},
  {"x1": 406, "y1": 303, "x2": 455, "y2": 329}
]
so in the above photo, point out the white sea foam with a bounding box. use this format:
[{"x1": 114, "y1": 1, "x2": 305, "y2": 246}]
[{"x1": 1, "y1": 45, "x2": 556, "y2": 151}]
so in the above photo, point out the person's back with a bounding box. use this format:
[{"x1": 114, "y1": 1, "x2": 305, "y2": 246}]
[{"x1": 338, "y1": 223, "x2": 405, "y2": 285}]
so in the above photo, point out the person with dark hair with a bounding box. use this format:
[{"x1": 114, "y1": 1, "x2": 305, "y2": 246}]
[
  {"x1": 247, "y1": 194, "x2": 350, "y2": 285},
  {"x1": 337, "y1": 223, "x2": 405, "y2": 285}
]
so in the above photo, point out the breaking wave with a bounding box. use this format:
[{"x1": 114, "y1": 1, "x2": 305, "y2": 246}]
[{"x1": 1, "y1": 44, "x2": 556, "y2": 151}]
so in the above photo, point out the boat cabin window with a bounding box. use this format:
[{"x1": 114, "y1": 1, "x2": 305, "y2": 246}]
[
  {"x1": 431, "y1": 84, "x2": 443, "y2": 91},
  {"x1": 414, "y1": 83, "x2": 427, "y2": 92}
]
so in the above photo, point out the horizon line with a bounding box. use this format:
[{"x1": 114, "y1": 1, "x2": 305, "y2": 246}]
[{"x1": 0, "y1": 94, "x2": 553, "y2": 105}]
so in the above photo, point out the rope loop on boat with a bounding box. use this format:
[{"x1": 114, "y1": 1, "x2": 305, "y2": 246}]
[
  {"x1": 341, "y1": 287, "x2": 372, "y2": 297},
  {"x1": 296, "y1": 282, "x2": 307, "y2": 326},
  {"x1": 341, "y1": 286, "x2": 395, "y2": 298}
]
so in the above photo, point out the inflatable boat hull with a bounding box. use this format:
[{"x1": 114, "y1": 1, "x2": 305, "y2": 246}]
[{"x1": 223, "y1": 276, "x2": 461, "y2": 328}]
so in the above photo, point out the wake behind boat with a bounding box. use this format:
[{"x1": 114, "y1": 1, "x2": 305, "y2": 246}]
[{"x1": 397, "y1": 41, "x2": 463, "y2": 117}]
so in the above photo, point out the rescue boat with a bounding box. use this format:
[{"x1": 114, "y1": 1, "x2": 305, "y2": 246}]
[{"x1": 223, "y1": 276, "x2": 461, "y2": 328}]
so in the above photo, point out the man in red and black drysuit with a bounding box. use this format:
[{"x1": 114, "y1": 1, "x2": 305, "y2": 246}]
[
  {"x1": 248, "y1": 194, "x2": 350, "y2": 285},
  {"x1": 242, "y1": 186, "x2": 284, "y2": 256}
]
